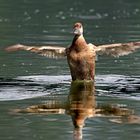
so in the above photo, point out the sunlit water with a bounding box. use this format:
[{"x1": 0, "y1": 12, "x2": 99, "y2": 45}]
[{"x1": 0, "y1": 0, "x2": 140, "y2": 140}]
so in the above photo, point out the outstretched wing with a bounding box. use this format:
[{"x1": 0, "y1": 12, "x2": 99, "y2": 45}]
[
  {"x1": 95, "y1": 41, "x2": 140, "y2": 57},
  {"x1": 5, "y1": 44, "x2": 66, "y2": 58}
]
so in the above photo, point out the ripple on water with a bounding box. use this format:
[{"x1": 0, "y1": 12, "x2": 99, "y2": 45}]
[{"x1": 0, "y1": 75, "x2": 140, "y2": 101}]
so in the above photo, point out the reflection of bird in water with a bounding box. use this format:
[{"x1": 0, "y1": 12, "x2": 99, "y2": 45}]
[
  {"x1": 67, "y1": 81, "x2": 96, "y2": 140},
  {"x1": 6, "y1": 22, "x2": 140, "y2": 81},
  {"x1": 12, "y1": 81, "x2": 136, "y2": 140}
]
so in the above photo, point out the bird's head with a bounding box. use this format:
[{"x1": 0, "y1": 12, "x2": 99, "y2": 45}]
[{"x1": 73, "y1": 22, "x2": 83, "y2": 36}]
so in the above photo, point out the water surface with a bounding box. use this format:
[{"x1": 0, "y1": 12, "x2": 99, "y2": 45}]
[{"x1": 0, "y1": 0, "x2": 140, "y2": 140}]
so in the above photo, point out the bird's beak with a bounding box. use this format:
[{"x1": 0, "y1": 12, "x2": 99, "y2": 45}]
[{"x1": 73, "y1": 28, "x2": 81, "y2": 35}]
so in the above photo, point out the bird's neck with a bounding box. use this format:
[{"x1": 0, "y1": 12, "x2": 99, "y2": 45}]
[{"x1": 72, "y1": 34, "x2": 87, "y2": 47}]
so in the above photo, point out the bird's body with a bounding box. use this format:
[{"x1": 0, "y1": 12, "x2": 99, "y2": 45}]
[
  {"x1": 5, "y1": 22, "x2": 140, "y2": 81},
  {"x1": 66, "y1": 34, "x2": 96, "y2": 80}
]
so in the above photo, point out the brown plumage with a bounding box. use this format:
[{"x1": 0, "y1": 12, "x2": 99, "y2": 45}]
[{"x1": 5, "y1": 22, "x2": 140, "y2": 81}]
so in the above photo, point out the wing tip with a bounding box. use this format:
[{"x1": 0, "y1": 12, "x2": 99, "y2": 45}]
[{"x1": 5, "y1": 44, "x2": 25, "y2": 52}]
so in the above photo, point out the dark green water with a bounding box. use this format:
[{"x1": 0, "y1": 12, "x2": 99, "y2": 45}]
[{"x1": 0, "y1": 0, "x2": 140, "y2": 140}]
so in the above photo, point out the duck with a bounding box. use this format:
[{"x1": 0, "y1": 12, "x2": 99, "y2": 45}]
[{"x1": 6, "y1": 22, "x2": 140, "y2": 81}]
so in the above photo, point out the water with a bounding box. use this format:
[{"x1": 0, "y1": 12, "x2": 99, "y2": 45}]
[{"x1": 0, "y1": 0, "x2": 140, "y2": 140}]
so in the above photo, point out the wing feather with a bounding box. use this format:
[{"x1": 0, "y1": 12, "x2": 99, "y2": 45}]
[
  {"x1": 95, "y1": 41, "x2": 140, "y2": 57},
  {"x1": 5, "y1": 44, "x2": 66, "y2": 58}
]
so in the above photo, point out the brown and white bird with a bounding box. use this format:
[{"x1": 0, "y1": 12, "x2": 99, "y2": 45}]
[{"x1": 5, "y1": 22, "x2": 140, "y2": 81}]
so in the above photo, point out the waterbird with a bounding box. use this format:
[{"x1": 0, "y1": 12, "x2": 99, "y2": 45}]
[{"x1": 6, "y1": 22, "x2": 140, "y2": 81}]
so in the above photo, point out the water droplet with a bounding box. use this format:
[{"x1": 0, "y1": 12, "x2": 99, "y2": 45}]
[
  {"x1": 103, "y1": 13, "x2": 109, "y2": 17},
  {"x1": 4, "y1": 18, "x2": 8, "y2": 22},
  {"x1": 61, "y1": 16, "x2": 66, "y2": 20},
  {"x1": 69, "y1": 7, "x2": 74, "y2": 11},
  {"x1": 43, "y1": 30, "x2": 48, "y2": 33},
  {"x1": 61, "y1": 29, "x2": 65, "y2": 32},
  {"x1": 18, "y1": 25, "x2": 21, "y2": 28},
  {"x1": 96, "y1": 13, "x2": 102, "y2": 19},
  {"x1": 95, "y1": 25, "x2": 99, "y2": 28},
  {"x1": 24, "y1": 11, "x2": 28, "y2": 16},
  {"x1": 89, "y1": 9, "x2": 94, "y2": 13},
  {"x1": 112, "y1": 16, "x2": 117, "y2": 20},
  {"x1": 34, "y1": 9, "x2": 40, "y2": 14},
  {"x1": 59, "y1": 11, "x2": 64, "y2": 15},
  {"x1": 133, "y1": 8, "x2": 140, "y2": 15},
  {"x1": 46, "y1": 15, "x2": 50, "y2": 19},
  {"x1": 25, "y1": 16, "x2": 31, "y2": 21}
]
